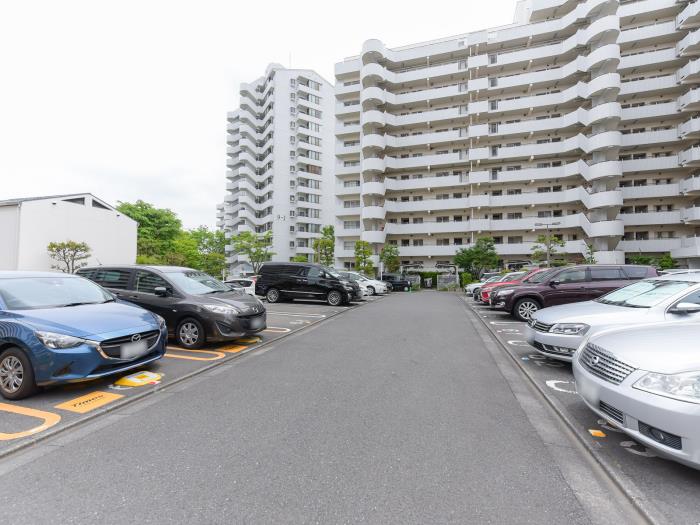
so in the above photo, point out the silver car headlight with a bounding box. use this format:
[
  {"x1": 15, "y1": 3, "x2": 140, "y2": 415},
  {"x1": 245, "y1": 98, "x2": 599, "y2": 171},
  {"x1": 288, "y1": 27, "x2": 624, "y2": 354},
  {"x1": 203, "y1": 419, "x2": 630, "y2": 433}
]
[
  {"x1": 35, "y1": 331, "x2": 88, "y2": 349},
  {"x1": 633, "y1": 371, "x2": 700, "y2": 404},
  {"x1": 202, "y1": 304, "x2": 240, "y2": 315},
  {"x1": 152, "y1": 313, "x2": 166, "y2": 329},
  {"x1": 549, "y1": 323, "x2": 589, "y2": 335},
  {"x1": 497, "y1": 289, "x2": 515, "y2": 296}
]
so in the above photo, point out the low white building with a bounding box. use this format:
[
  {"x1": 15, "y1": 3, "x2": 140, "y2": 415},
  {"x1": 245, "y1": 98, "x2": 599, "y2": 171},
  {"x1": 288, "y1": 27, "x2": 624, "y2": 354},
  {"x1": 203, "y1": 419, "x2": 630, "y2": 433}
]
[{"x1": 0, "y1": 193, "x2": 137, "y2": 271}]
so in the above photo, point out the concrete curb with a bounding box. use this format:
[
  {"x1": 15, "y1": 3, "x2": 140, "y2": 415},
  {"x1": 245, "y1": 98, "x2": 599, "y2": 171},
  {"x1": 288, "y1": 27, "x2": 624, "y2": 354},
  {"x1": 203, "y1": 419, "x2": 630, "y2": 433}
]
[
  {"x1": 463, "y1": 298, "x2": 666, "y2": 525},
  {"x1": 0, "y1": 296, "x2": 385, "y2": 461}
]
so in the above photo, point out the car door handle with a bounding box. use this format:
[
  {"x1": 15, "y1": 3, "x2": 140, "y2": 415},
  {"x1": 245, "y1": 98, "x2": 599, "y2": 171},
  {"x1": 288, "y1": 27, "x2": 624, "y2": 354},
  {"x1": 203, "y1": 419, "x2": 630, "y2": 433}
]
[{"x1": 296, "y1": 278, "x2": 308, "y2": 283}]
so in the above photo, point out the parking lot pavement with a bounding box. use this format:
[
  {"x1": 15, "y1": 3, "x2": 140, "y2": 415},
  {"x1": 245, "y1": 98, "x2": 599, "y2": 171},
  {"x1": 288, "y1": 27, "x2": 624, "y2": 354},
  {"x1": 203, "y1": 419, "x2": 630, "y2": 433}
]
[
  {"x1": 464, "y1": 297, "x2": 700, "y2": 524},
  {"x1": 0, "y1": 295, "x2": 384, "y2": 456}
]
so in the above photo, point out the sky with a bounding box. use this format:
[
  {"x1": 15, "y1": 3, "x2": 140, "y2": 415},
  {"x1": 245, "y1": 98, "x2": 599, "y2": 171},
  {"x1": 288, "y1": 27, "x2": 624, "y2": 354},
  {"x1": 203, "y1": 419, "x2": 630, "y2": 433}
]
[{"x1": 0, "y1": 0, "x2": 519, "y2": 229}]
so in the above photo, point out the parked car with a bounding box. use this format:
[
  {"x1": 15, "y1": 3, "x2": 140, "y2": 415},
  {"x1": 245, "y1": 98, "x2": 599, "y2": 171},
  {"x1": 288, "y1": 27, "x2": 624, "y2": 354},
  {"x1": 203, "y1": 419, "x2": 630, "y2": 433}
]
[
  {"x1": 77, "y1": 265, "x2": 266, "y2": 349},
  {"x1": 474, "y1": 272, "x2": 525, "y2": 301},
  {"x1": 479, "y1": 271, "x2": 527, "y2": 303},
  {"x1": 491, "y1": 265, "x2": 658, "y2": 321},
  {"x1": 225, "y1": 277, "x2": 256, "y2": 296},
  {"x1": 525, "y1": 273, "x2": 700, "y2": 361},
  {"x1": 465, "y1": 275, "x2": 501, "y2": 296},
  {"x1": 487, "y1": 269, "x2": 547, "y2": 308},
  {"x1": 382, "y1": 273, "x2": 412, "y2": 291},
  {"x1": 0, "y1": 271, "x2": 167, "y2": 399},
  {"x1": 336, "y1": 271, "x2": 388, "y2": 295},
  {"x1": 255, "y1": 262, "x2": 360, "y2": 305},
  {"x1": 573, "y1": 322, "x2": 700, "y2": 470}
]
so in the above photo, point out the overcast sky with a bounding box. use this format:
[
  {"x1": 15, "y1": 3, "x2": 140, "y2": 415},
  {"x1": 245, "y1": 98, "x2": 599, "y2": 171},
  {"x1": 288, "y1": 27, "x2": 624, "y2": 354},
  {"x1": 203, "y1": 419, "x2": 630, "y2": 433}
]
[{"x1": 0, "y1": 0, "x2": 518, "y2": 229}]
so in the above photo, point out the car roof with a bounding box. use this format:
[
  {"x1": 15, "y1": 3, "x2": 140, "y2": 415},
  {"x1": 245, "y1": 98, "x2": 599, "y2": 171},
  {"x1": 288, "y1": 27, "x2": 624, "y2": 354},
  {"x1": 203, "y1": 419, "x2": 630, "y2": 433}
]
[
  {"x1": 651, "y1": 271, "x2": 700, "y2": 283},
  {"x1": 0, "y1": 271, "x2": 78, "y2": 279},
  {"x1": 80, "y1": 265, "x2": 196, "y2": 273}
]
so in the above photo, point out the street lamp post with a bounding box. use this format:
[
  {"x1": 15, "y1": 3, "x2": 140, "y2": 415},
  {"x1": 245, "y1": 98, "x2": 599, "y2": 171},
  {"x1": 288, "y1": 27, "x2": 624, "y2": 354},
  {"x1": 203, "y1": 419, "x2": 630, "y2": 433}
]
[{"x1": 534, "y1": 221, "x2": 561, "y2": 267}]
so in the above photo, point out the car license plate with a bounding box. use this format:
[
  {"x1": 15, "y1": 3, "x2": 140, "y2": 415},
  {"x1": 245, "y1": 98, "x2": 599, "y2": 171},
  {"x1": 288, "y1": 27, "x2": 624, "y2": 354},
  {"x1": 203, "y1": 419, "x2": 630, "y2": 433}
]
[
  {"x1": 121, "y1": 340, "x2": 148, "y2": 360},
  {"x1": 249, "y1": 316, "x2": 263, "y2": 329}
]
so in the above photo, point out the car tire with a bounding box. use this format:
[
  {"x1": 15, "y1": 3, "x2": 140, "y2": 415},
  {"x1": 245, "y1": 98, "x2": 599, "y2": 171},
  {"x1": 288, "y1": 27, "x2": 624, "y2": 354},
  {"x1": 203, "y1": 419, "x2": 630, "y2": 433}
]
[
  {"x1": 367, "y1": 286, "x2": 375, "y2": 296},
  {"x1": 513, "y1": 298, "x2": 541, "y2": 322},
  {"x1": 176, "y1": 318, "x2": 206, "y2": 349},
  {"x1": 327, "y1": 290, "x2": 343, "y2": 306},
  {"x1": 266, "y1": 288, "x2": 281, "y2": 303},
  {"x1": 0, "y1": 347, "x2": 37, "y2": 400}
]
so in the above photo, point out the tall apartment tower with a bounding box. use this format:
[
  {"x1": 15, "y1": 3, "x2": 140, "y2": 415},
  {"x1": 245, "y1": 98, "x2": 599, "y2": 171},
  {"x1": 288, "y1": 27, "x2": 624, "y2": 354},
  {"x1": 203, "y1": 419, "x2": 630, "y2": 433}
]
[
  {"x1": 334, "y1": 0, "x2": 700, "y2": 270},
  {"x1": 222, "y1": 64, "x2": 334, "y2": 275}
]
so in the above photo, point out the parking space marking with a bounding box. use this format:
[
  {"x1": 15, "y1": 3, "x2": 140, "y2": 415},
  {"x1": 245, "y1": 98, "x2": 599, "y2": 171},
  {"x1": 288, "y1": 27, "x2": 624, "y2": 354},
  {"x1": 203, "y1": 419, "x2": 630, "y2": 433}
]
[
  {"x1": 267, "y1": 312, "x2": 327, "y2": 318},
  {"x1": 219, "y1": 345, "x2": 248, "y2": 354},
  {"x1": 545, "y1": 380, "x2": 577, "y2": 394},
  {"x1": 263, "y1": 326, "x2": 291, "y2": 333},
  {"x1": 54, "y1": 391, "x2": 124, "y2": 414},
  {"x1": 164, "y1": 348, "x2": 226, "y2": 361},
  {"x1": 589, "y1": 429, "x2": 607, "y2": 438},
  {"x1": 113, "y1": 371, "x2": 163, "y2": 388},
  {"x1": 0, "y1": 403, "x2": 61, "y2": 441},
  {"x1": 620, "y1": 441, "x2": 657, "y2": 458},
  {"x1": 235, "y1": 337, "x2": 261, "y2": 344}
]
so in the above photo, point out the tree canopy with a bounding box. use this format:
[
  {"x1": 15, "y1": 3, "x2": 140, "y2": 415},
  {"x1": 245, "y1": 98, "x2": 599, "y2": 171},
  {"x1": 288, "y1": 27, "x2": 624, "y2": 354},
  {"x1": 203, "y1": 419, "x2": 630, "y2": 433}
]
[{"x1": 454, "y1": 237, "x2": 499, "y2": 277}]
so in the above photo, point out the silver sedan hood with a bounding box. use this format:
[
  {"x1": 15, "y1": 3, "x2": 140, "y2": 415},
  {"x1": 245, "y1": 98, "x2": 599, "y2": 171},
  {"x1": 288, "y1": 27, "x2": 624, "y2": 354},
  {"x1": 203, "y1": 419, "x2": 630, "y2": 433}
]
[
  {"x1": 534, "y1": 301, "x2": 654, "y2": 326},
  {"x1": 586, "y1": 322, "x2": 700, "y2": 374}
]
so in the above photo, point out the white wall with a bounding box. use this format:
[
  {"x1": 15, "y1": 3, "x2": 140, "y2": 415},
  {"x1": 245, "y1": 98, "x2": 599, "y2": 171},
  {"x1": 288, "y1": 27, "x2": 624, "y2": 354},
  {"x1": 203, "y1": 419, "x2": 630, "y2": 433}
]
[
  {"x1": 0, "y1": 206, "x2": 20, "y2": 270},
  {"x1": 14, "y1": 196, "x2": 137, "y2": 271}
]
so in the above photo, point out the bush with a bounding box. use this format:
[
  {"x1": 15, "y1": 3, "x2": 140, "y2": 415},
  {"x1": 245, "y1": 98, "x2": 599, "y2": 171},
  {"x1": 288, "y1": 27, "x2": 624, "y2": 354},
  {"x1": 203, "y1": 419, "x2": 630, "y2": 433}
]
[{"x1": 459, "y1": 272, "x2": 474, "y2": 287}]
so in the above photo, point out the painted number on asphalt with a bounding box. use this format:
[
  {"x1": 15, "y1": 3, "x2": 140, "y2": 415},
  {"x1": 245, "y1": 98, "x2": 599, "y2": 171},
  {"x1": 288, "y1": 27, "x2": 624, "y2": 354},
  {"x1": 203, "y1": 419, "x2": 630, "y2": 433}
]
[
  {"x1": 545, "y1": 380, "x2": 576, "y2": 394},
  {"x1": 620, "y1": 440, "x2": 657, "y2": 458}
]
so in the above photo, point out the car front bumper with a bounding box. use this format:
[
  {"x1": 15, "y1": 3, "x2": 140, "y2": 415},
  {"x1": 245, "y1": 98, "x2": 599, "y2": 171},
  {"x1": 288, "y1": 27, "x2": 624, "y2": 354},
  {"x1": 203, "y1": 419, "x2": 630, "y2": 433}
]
[
  {"x1": 574, "y1": 357, "x2": 700, "y2": 469},
  {"x1": 205, "y1": 311, "x2": 267, "y2": 342},
  {"x1": 524, "y1": 325, "x2": 580, "y2": 362}
]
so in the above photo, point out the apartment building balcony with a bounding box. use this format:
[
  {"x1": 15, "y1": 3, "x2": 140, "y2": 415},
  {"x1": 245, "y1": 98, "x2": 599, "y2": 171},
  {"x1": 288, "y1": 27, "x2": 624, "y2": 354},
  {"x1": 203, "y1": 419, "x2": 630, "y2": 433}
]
[
  {"x1": 361, "y1": 230, "x2": 386, "y2": 244},
  {"x1": 621, "y1": 183, "x2": 680, "y2": 200},
  {"x1": 336, "y1": 82, "x2": 361, "y2": 96},
  {"x1": 361, "y1": 206, "x2": 386, "y2": 220},
  {"x1": 496, "y1": 240, "x2": 587, "y2": 256},
  {"x1": 382, "y1": 129, "x2": 462, "y2": 150},
  {"x1": 678, "y1": 0, "x2": 700, "y2": 30},
  {"x1": 362, "y1": 181, "x2": 385, "y2": 196},
  {"x1": 679, "y1": 88, "x2": 700, "y2": 111},
  {"x1": 620, "y1": 74, "x2": 676, "y2": 97},
  {"x1": 385, "y1": 221, "x2": 471, "y2": 235},
  {"x1": 384, "y1": 174, "x2": 463, "y2": 191},
  {"x1": 678, "y1": 28, "x2": 700, "y2": 57},
  {"x1": 621, "y1": 128, "x2": 679, "y2": 148},
  {"x1": 679, "y1": 117, "x2": 700, "y2": 139},
  {"x1": 385, "y1": 197, "x2": 468, "y2": 213},
  {"x1": 335, "y1": 122, "x2": 361, "y2": 136},
  {"x1": 621, "y1": 101, "x2": 677, "y2": 122},
  {"x1": 336, "y1": 227, "x2": 362, "y2": 237},
  {"x1": 680, "y1": 176, "x2": 700, "y2": 194},
  {"x1": 679, "y1": 146, "x2": 700, "y2": 166},
  {"x1": 392, "y1": 245, "x2": 459, "y2": 257},
  {"x1": 620, "y1": 211, "x2": 681, "y2": 226},
  {"x1": 336, "y1": 184, "x2": 361, "y2": 196},
  {"x1": 618, "y1": 239, "x2": 681, "y2": 254},
  {"x1": 336, "y1": 102, "x2": 361, "y2": 117},
  {"x1": 678, "y1": 57, "x2": 700, "y2": 84},
  {"x1": 672, "y1": 237, "x2": 700, "y2": 259},
  {"x1": 361, "y1": 133, "x2": 386, "y2": 152},
  {"x1": 623, "y1": 155, "x2": 680, "y2": 173},
  {"x1": 336, "y1": 144, "x2": 360, "y2": 157},
  {"x1": 337, "y1": 206, "x2": 362, "y2": 217},
  {"x1": 336, "y1": 164, "x2": 361, "y2": 176},
  {"x1": 681, "y1": 206, "x2": 700, "y2": 223}
]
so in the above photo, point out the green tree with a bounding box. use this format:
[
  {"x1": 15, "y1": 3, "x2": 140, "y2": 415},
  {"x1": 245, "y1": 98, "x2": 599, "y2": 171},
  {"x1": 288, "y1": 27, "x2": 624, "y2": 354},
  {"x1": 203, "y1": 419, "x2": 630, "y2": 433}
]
[
  {"x1": 354, "y1": 240, "x2": 375, "y2": 276},
  {"x1": 230, "y1": 231, "x2": 274, "y2": 274},
  {"x1": 47, "y1": 241, "x2": 91, "y2": 273},
  {"x1": 454, "y1": 237, "x2": 499, "y2": 277},
  {"x1": 531, "y1": 234, "x2": 565, "y2": 267},
  {"x1": 117, "y1": 200, "x2": 182, "y2": 259},
  {"x1": 629, "y1": 254, "x2": 654, "y2": 265},
  {"x1": 187, "y1": 226, "x2": 226, "y2": 277},
  {"x1": 583, "y1": 243, "x2": 597, "y2": 264},
  {"x1": 379, "y1": 244, "x2": 400, "y2": 273},
  {"x1": 313, "y1": 225, "x2": 335, "y2": 266},
  {"x1": 657, "y1": 253, "x2": 676, "y2": 270},
  {"x1": 291, "y1": 254, "x2": 309, "y2": 262}
]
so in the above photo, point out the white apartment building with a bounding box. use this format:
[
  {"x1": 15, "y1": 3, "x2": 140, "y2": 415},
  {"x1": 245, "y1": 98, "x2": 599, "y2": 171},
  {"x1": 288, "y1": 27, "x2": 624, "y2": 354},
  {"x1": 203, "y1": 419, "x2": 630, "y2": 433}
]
[
  {"x1": 221, "y1": 64, "x2": 335, "y2": 275},
  {"x1": 334, "y1": 0, "x2": 700, "y2": 270},
  {"x1": 0, "y1": 194, "x2": 137, "y2": 271}
]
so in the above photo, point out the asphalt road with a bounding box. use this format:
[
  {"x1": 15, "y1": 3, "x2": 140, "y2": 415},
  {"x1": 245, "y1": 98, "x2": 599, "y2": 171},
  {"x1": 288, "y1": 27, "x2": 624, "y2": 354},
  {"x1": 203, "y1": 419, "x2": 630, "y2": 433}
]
[{"x1": 0, "y1": 292, "x2": 639, "y2": 524}]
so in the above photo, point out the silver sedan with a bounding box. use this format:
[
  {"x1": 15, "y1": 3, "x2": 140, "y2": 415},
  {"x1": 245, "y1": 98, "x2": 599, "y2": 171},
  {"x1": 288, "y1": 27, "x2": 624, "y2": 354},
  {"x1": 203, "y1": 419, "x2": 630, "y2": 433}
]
[
  {"x1": 525, "y1": 273, "x2": 700, "y2": 362},
  {"x1": 573, "y1": 322, "x2": 700, "y2": 470}
]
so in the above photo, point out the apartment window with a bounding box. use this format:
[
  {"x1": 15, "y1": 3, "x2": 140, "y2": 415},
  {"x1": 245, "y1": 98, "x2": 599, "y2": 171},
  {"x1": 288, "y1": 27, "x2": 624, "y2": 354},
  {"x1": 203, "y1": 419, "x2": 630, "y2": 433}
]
[
  {"x1": 289, "y1": 150, "x2": 296, "y2": 159},
  {"x1": 344, "y1": 241, "x2": 355, "y2": 250},
  {"x1": 493, "y1": 236, "x2": 503, "y2": 244},
  {"x1": 413, "y1": 196, "x2": 423, "y2": 201},
  {"x1": 289, "y1": 180, "x2": 296, "y2": 188},
  {"x1": 492, "y1": 190, "x2": 502, "y2": 197},
  {"x1": 344, "y1": 220, "x2": 360, "y2": 229},
  {"x1": 635, "y1": 231, "x2": 649, "y2": 241},
  {"x1": 413, "y1": 239, "x2": 423, "y2": 246},
  {"x1": 490, "y1": 100, "x2": 498, "y2": 111},
  {"x1": 290, "y1": 93, "x2": 296, "y2": 102},
  {"x1": 488, "y1": 54, "x2": 497, "y2": 64},
  {"x1": 491, "y1": 168, "x2": 501, "y2": 180},
  {"x1": 289, "y1": 211, "x2": 295, "y2": 218},
  {"x1": 454, "y1": 238, "x2": 463, "y2": 245},
  {"x1": 506, "y1": 189, "x2": 521, "y2": 195},
  {"x1": 290, "y1": 79, "x2": 296, "y2": 87},
  {"x1": 489, "y1": 77, "x2": 498, "y2": 88},
  {"x1": 506, "y1": 165, "x2": 521, "y2": 171},
  {"x1": 553, "y1": 210, "x2": 563, "y2": 217},
  {"x1": 436, "y1": 239, "x2": 450, "y2": 246},
  {"x1": 453, "y1": 215, "x2": 462, "y2": 222},
  {"x1": 401, "y1": 239, "x2": 410, "y2": 246},
  {"x1": 289, "y1": 241, "x2": 295, "y2": 248},
  {"x1": 412, "y1": 217, "x2": 423, "y2": 224},
  {"x1": 289, "y1": 195, "x2": 295, "y2": 203},
  {"x1": 508, "y1": 236, "x2": 523, "y2": 244},
  {"x1": 344, "y1": 200, "x2": 360, "y2": 208},
  {"x1": 453, "y1": 192, "x2": 463, "y2": 199},
  {"x1": 537, "y1": 187, "x2": 551, "y2": 193},
  {"x1": 401, "y1": 196, "x2": 410, "y2": 202},
  {"x1": 507, "y1": 212, "x2": 522, "y2": 220},
  {"x1": 633, "y1": 179, "x2": 647, "y2": 187},
  {"x1": 436, "y1": 194, "x2": 449, "y2": 200},
  {"x1": 289, "y1": 122, "x2": 296, "y2": 130},
  {"x1": 492, "y1": 213, "x2": 503, "y2": 220},
  {"x1": 289, "y1": 136, "x2": 295, "y2": 145},
  {"x1": 290, "y1": 107, "x2": 296, "y2": 115},
  {"x1": 489, "y1": 122, "x2": 499, "y2": 133},
  {"x1": 538, "y1": 211, "x2": 552, "y2": 218},
  {"x1": 289, "y1": 226, "x2": 295, "y2": 233},
  {"x1": 344, "y1": 180, "x2": 360, "y2": 187},
  {"x1": 289, "y1": 166, "x2": 296, "y2": 173},
  {"x1": 436, "y1": 216, "x2": 449, "y2": 223},
  {"x1": 401, "y1": 218, "x2": 410, "y2": 224},
  {"x1": 491, "y1": 146, "x2": 499, "y2": 156}
]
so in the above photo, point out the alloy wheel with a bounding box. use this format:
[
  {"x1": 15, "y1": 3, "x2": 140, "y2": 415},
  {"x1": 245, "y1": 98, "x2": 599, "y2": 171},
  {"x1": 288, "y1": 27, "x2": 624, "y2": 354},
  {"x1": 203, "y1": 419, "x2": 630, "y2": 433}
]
[
  {"x1": 328, "y1": 291, "x2": 342, "y2": 306},
  {"x1": 518, "y1": 301, "x2": 539, "y2": 320},
  {"x1": 179, "y1": 322, "x2": 200, "y2": 346},
  {"x1": 0, "y1": 356, "x2": 23, "y2": 394}
]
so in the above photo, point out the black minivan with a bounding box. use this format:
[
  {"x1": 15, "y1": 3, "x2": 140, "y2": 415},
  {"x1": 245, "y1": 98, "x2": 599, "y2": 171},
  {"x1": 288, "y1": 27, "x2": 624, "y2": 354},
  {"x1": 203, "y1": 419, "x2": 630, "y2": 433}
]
[
  {"x1": 78, "y1": 265, "x2": 266, "y2": 349},
  {"x1": 255, "y1": 262, "x2": 360, "y2": 305}
]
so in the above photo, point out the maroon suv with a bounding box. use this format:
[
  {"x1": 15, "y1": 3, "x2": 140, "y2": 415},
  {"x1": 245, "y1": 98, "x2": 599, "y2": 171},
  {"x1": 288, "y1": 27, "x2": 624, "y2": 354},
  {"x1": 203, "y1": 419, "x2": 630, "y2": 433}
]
[{"x1": 492, "y1": 264, "x2": 658, "y2": 321}]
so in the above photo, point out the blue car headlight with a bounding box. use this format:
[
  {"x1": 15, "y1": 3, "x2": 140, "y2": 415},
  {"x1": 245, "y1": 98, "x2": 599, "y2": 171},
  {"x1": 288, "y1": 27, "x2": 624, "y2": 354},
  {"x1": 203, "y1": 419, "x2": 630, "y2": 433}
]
[
  {"x1": 35, "y1": 331, "x2": 89, "y2": 350},
  {"x1": 152, "y1": 313, "x2": 167, "y2": 329}
]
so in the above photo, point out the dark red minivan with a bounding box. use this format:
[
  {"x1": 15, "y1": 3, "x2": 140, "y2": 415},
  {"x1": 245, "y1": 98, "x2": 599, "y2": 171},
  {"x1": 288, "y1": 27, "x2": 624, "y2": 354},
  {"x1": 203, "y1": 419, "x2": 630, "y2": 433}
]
[{"x1": 492, "y1": 265, "x2": 658, "y2": 321}]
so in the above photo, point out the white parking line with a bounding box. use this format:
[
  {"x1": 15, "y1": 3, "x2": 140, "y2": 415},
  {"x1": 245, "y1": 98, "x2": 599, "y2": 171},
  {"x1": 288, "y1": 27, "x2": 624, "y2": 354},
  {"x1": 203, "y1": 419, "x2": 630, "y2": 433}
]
[{"x1": 266, "y1": 312, "x2": 327, "y2": 318}]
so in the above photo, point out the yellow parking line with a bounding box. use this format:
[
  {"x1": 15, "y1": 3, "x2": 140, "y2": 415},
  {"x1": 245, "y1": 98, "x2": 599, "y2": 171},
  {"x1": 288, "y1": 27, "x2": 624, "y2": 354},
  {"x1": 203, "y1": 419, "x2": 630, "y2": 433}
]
[
  {"x1": 234, "y1": 337, "x2": 261, "y2": 344},
  {"x1": 54, "y1": 391, "x2": 124, "y2": 414},
  {"x1": 0, "y1": 403, "x2": 61, "y2": 441},
  {"x1": 219, "y1": 345, "x2": 248, "y2": 353},
  {"x1": 165, "y1": 348, "x2": 226, "y2": 361},
  {"x1": 262, "y1": 327, "x2": 291, "y2": 334}
]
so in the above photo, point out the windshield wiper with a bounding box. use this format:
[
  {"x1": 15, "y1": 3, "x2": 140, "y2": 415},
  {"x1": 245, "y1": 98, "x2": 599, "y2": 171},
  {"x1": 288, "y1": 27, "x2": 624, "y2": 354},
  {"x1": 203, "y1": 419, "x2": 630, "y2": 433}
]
[
  {"x1": 61, "y1": 302, "x2": 100, "y2": 307},
  {"x1": 202, "y1": 289, "x2": 226, "y2": 294}
]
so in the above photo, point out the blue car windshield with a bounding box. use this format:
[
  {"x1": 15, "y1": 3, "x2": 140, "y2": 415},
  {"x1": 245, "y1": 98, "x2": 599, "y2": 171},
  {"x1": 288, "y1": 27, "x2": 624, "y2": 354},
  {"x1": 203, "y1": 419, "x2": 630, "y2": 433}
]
[{"x1": 0, "y1": 277, "x2": 113, "y2": 310}]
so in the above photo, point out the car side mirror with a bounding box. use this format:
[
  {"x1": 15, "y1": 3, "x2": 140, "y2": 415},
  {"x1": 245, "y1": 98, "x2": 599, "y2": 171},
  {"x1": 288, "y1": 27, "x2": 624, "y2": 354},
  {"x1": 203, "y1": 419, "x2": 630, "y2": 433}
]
[
  {"x1": 154, "y1": 286, "x2": 168, "y2": 297},
  {"x1": 549, "y1": 280, "x2": 560, "y2": 287},
  {"x1": 670, "y1": 302, "x2": 700, "y2": 314}
]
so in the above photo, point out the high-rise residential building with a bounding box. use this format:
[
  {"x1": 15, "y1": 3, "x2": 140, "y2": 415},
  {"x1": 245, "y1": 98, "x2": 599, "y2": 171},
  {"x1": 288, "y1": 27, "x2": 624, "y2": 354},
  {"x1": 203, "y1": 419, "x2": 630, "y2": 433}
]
[
  {"x1": 222, "y1": 64, "x2": 334, "y2": 275},
  {"x1": 334, "y1": 0, "x2": 700, "y2": 271}
]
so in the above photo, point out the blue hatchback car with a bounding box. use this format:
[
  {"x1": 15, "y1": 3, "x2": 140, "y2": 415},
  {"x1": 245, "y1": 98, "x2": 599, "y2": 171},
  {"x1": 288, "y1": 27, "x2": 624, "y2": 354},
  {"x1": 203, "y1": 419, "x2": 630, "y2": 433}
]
[{"x1": 0, "y1": 271, "x2": 167, "y2": 399}]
